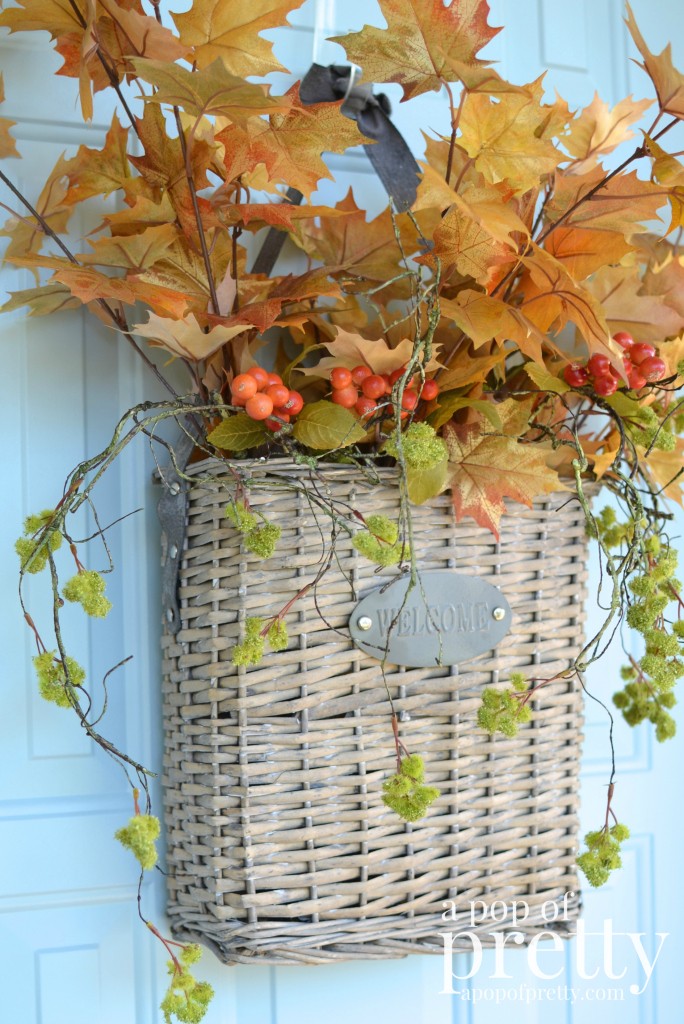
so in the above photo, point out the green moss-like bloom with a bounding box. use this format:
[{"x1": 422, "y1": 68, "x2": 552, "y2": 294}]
[
  {"x1": 477, "y1": 682, "x2": 532, "y2": 737},
  {"x1": 232, "y1": 617, "x2": 265, "y2": 666},
  {"x1": 63, "y1": 570, "x2": 112, "y2": 618},
  {"x1": 244, "y1": 523, "x2": 281, "y2": 559},
  {"x1": 161, "y1": 944, "x2": 214, "y2": 1024},
  {"x1": 225, "y1": 501, "x2": 257, "y2": 533},
  {"x1": 15, "y1": 509, "x2": 62, "y2": 573},
  {"x1": 577, "y1": 823, "x2": 629, "y2": 887},
  {"x1": 114, "y1": 814, "x2": 160, "y2": 870},
  {"x1": 382, "y1": 754, "x2": 439, "y2": 822},
  {"x1": 352, "y1": 515, "x2": 406, "y2": 567},
  {"x1": 267, "y1": 619, "x2": 288, "y2": 652},
  {"x1": 384, "y1": 422, "x2": 447, "y2": 470},
  {"x1": 33, "y1": 651, "x2": 84, "y2": 708}
]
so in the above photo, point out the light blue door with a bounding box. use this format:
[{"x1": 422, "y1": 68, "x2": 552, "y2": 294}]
[{"x1": 1, "y1": 2, "x2": 682, "y2": 1022}]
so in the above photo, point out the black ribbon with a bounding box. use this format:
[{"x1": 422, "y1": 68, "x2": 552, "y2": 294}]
[{"x1": 250, "y1": 63, "x2": 421, "y2": 275}]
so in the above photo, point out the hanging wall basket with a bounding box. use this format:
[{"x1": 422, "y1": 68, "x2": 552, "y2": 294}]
[{"x1": 160, "y1": 459, "x2": 587, "y2": 965}]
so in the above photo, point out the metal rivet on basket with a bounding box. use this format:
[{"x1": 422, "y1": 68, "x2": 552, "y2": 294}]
[
  {"x1": 399, "y1": 710, "x2": 411, "y2": 722},
  {"x1": 166, "y1": 608, "x2": 174, "y2": 623},
  {"x1": 357, "y1": 615, "x2": 373, "y2": 631},
  {"x1": 492, "y1": 607, "x2": 506, "y2": 621},
  {"x1": 169, "y1": 544, "x2": 178, "y2": 559},
  {"x1": 169, "y1": 482, "x2": 180, "y2": 495}
]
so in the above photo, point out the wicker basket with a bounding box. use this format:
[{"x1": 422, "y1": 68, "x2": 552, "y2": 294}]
[{"x1": 161, "y1": 458, "x2": 588, "y2": 965}]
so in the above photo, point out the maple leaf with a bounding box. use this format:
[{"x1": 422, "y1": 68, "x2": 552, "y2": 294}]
[
  {"x1": 0, "y1": 154, "x2": 72, "y2": 267},
  {"x1": 62, "y1": 114, "x2": 132, "y2": 203},
  {"x1": 217, "y1": 88, "x2": 370, "y2": 199},
  {"x1": 135, "y1": 230, "x2": 232, "y2": 315},
  {"x1": 440, "y1": 291, "x2": 549, "y2": 364},
  {"x1": 298, "y1": 328, "x2": 442, "y2": 380},
  {"x1": 417, "y1": 202, "x2": 516, "y2": 288},
  {"x1": 458, "y1": 90, "x2": 561, "y2": 194},
  {"x1": 587, "y1": 266, "x2": 684, "y2": 344},
  {"x1": 641, "y1": 437, "x2": 684, "y2": 505},
  {"x1": 215, "y1": 202, "x2": 352, "y2": 232},
  {"x1": 101, "y1": 193, "x2": 177, "y2": 236},
  {"x1": 545, "y1": 225, "x2": 634, "y2": 280},
  {"x1": 0, "y1": 0, "x2": 83, "y2": 39},
  {"x1": 644, "y1": 134, "x2": 684, "y2": 232},
  {"x1": 133, "y1": 311, "x2": 251, "y2": 361},
  {"x1": 564, "y1": 93, "x2": 653, "y2": 172},
  {"x1": 518, "y1": 246, "x2": 621, "y2": 363},
  {"x1": 546, "y1": 168, "x2": 664, "y2": 235},
  {"x1": 79, "y1": 224, "x2": 177, "y2": 272},
  {"x1": 289, "y1": 189, "x2": 409, "y2": 288},
  {"x1": 0, "y1": 283, "x2": 80, "y2": 316},
  {"x1": 434, "y1": 346, "x2": 505, "y2": 391},
  {"x1": 331, "y1": 0, "x2": 501, "y2": 101},
  {"x1": 171, "y1": 0, "x2": 306, "y2": 77},
  {"x1": 445, "y1": 399, "x2": 565, "y2": 538},
  {"x1": 130, "y1": 57, "x2": 285, "y2": 125},
  {"x1": 0, "y1": 73, "x2": 18, "y2": 158},
  {"x1": 626, "y1": 3, "x2": 684, "y2": 120}
]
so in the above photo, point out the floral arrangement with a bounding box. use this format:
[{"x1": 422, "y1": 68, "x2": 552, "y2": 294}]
[{"x1": 3, "y1": 0, "x2": 684, "y2": 1017}]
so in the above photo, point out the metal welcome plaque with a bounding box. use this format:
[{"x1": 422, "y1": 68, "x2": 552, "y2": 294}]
[{"x1": 349, "y1": 571, "x2": 512, "y2": 668}]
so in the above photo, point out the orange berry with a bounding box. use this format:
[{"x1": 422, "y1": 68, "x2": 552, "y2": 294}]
[
  {"x1": 266, "y1": 372, "x2": 283, "y2": 387},
  {"x1": 231, "y1": 373, "x2": 258, "y2": 403},
  {"x1": 401, "y1": 390, "x2": 419, "y2": 411},
  {"x1": 351, "y1": 364, "x2": 372, "y2": 385},
  {"x1": 331, "y1": 384, "x2": 358, "y2": 408},
  {"x1": 330, "y1": 367, "x2": 353, "y2": 389},
  {"x1": 362, "y1": 375, "x2": 386, "y2": 399},
  {"x1": 420, "y1": 379, "x2": 439, "y2": 401},
  {"x1": 265, "y1": 412, "x2": 290, "y2": 432},
  {"x1": 281, "y1": 390, "x2": 304, "y2": 415},
  {"x1": 381, "y1": 373, "x2": 392, "y2": 395},
  {"x1": 266, "y1": 384, "x2": 289, "y2": 407},
  {"x1": 246, "y1": 366, "x2": 269, "y2": 390},
  {"x1": 355, "y1": 396, "x2": 377, "y2": 419},
  {"x1": 245, "y1": 393, "x2": 274, "y2": 420}
]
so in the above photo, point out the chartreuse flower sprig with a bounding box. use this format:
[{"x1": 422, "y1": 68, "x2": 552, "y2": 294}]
[
  {"x1": 160, "y1": 943, "x2": 214, "y2": 1024},
  {"x1": 577, "y1": 823, "x2": 630, "y2": 888},
  {"x1": 33, "y1": 650, "x2": 85, "y2": 708},
  {"x1": 63, "y1": 569, "x2": 112, "y2": 618},
  {"x1": 226, "y1": 499, "x2": 281, "y2": 558},
  {"x1": 382, "y1": 754, "x2": 439, "y2": 822},
  {"x1": 352, "y1": 514, "x2": 408, "y2": 567},
  {"x1": 115, "y1": 811, "x2": 160, "y2": 870},
  {"x1": 231, "y1": 615, "x2": 289, "y2": 667},
  {"x1": 383, "y1": 422, "x2": 447, "y2": 470},
  {"x1": 15, "y1": 509, "x2": 62, "y2": 573},
  {"x1": 477, "y1": 673, "x2": 532, "y2": 737}
]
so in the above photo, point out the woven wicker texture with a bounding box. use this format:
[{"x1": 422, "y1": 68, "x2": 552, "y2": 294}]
[{"x1": 161, "y1": 459, "x2": 588, "y2": 965}]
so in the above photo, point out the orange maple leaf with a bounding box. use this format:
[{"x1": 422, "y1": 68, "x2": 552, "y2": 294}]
[
  {"x1": 626, "y1": 4, "x2": 684, "y2": 120},
  {"x1": 331, "y1": 0, "x2": 501, "y2": 101},
  {"x1": 564, "y1": 92, "x2": 653, "y2": 172},
  {"x1": 445, "y1": 400, "x2": 565, "y2": 538}
]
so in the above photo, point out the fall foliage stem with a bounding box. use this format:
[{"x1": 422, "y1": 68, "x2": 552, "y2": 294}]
[{"x1": 443, "y1": 81, "x2": 466, "y2": 186}]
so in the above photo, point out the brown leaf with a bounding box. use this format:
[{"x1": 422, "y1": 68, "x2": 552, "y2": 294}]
[
  {"x1": 133, "y1": 311, "x2": 250, "y2": 361},
  {"x1": 545, "y1": 225, "x2": 634, "y2": 279},
  {"x1": 298, "y1": 328, "x2": 442, "y2": 379},
  {"x1": 445, "y1": 399, "x2": 565, "y2": 538},
  {"x1": 0, "y1": 154, "x2": 72, "y2": 267},
  {"x1": 626, "y1": 3, "x2": 684, "y2": 120},
  {"x1": 0, "y1": 283, "x2": 80, "y2": 316},
  {"x1": 172, "y1": 0, "x2": 306, "y2": 77},
  {"x1": 417, "y1": 201, "x2": 516, "y2": 288},
  {"x1": 217, "y1": 87, "x2": 370, "y2": 199},
  {"x1": 458, "y1": 90, "x2": 561, "y2": 194},
  {"x1": 0, "y1": 73, "x2": 18, "y2": 158},
  {"x1": 130, "y1": 56, "x2": 286, "y2": 124},
  {"x1": 63, "y1": 114, "x2": 132, "y2": 203},
  {"x1": 440, "y1": 290, "x2": 549, "y2": 363},
  {"x1": 79, "y1": 224, "x2": 177, "y2": 272},
  {"x1": 641, "y1": 437, "x2": 684, "y2": 504},
  {"x1": 331, "y1": 0, "x2": 501, "y2": 101},
  {"x1": 565, "y1": 93, "x2": 653, "y2": 171},
  {"x1": 587, "y1": 265, "x2": 684, "y2": 344},
  {"x1": 546, "y1": 167, "x2": 664, "y2": 236}
]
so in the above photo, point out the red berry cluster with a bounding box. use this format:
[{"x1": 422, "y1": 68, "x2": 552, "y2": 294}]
[
  {"x1": 563, "y1": 332, "x2": 667, "y2": 396},
  {"x1": 231, "y1": 368, "x2": 304, "y2": 432},
  {"x1": 328, "y1": 365, "x2": 440, "y2": 419}
]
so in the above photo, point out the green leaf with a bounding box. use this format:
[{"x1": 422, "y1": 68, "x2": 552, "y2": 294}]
[
  {"x1": 428, "y1": 393, "x2": 502, "y2": 431},
  {"x1": 207, "y1": 414, "x2": 267, "y2": 452},
  {"x1": 293, "y1": 400, "x2": 366, "y2": 450},
  {"x1": 407, "y1": 457, "x2": 448, "y2": 505},
  {"x1": 525, "y1": 362, "x2": 570, "y2": 394}
]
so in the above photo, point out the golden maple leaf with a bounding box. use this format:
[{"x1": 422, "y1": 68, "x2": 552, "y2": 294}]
[
  {"x1": 564, "y1": 93, "x2": 653, "y2": 172},
  {"x1": 445, "y1": 399, "x2": 565, "y2": 538},
  {"x1": 626, "y1": 3, "x2": 684, "y2": 120},
  {"x1": 587, "y1": 266, "x2": 684, "y2": 344},
  {"x1": 171, "y1": 0, "x2": 306, "y2": 77},
  {"x1": 133, "y1": 311, "x2": 251, "y2": 361},
  {"x1": 0, "y1": 73, "x2": 18, "y2": 159}
]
